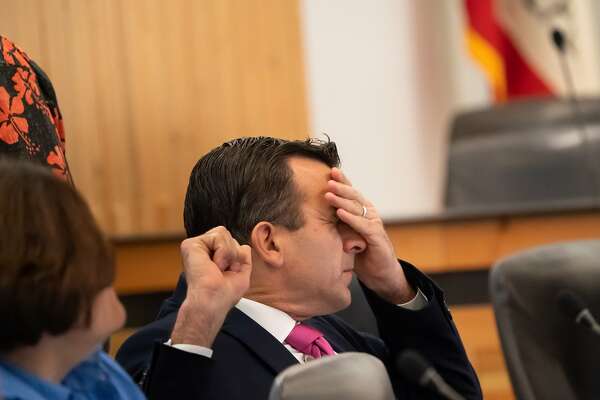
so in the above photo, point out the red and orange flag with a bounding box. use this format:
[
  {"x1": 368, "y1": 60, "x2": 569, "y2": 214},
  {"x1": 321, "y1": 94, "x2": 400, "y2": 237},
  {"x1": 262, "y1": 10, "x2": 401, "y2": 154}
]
[{"x1": 464, "y1": 0, "x2": 554, "y2": 102}]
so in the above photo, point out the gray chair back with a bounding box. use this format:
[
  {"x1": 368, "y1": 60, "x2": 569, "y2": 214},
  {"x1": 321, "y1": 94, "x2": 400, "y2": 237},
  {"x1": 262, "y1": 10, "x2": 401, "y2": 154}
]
[
  {"x1": 445, "y1": 98, "x2": 600, "y2": 211},
  {"x1": 490, "y1": 240, "x2": 600, "y2": 400},
  {"x1": 268, "y1": 352, "x2": 394, "y2": 400}
]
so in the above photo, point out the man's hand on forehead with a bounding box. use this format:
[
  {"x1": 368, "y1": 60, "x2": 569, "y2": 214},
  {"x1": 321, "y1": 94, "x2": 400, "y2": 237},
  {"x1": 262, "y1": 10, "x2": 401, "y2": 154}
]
[
  {"x1": 324, "y1": 168, "x2": 416, "y2": 304},
  {"x1": 325, "y1": 168, "x2": 374, "y2": 230}
]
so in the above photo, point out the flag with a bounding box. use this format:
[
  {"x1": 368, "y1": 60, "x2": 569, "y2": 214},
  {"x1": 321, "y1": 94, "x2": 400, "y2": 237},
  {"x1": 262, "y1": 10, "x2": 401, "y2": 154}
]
[{"x1": 464, "y1": 0, "x2": 555, "y2": 102}]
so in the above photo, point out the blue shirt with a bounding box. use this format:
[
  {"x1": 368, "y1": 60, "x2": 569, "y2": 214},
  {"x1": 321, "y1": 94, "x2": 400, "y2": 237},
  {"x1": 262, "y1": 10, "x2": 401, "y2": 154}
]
[{"x1": 0, "y1": 350, "x2": 145, "y2": 400}]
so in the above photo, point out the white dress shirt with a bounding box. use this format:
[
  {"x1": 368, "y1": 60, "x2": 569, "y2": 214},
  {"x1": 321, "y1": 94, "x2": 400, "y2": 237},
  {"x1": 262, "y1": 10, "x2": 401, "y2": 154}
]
[{"x1": 167, "y1": 287, "x2": 428, "y2": 361}]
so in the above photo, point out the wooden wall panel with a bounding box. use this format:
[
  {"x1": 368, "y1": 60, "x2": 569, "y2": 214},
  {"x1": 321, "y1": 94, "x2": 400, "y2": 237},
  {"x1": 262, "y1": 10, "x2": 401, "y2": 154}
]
[{"x1": 0, "y1": 0, "x2": 308, "y2": 236}]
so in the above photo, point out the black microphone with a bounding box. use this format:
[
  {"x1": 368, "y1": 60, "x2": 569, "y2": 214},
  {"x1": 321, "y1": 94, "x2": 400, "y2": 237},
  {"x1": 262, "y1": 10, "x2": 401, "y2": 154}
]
[
  {"x1": 551, "y1": 28, "x2": 566, "y2": 53},
  {"x1": 556, "y1": 290, "x2": 600, "y2": 335},
  {"x1": 397, "y1": 350, "x2": 465, "y2": 400}
]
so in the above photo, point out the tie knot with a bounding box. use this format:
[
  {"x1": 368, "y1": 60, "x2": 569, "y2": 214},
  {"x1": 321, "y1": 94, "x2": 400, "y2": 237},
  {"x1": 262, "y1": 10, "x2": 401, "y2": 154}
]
[{"x1": 285, "y1": 323, "x2": 335, "y2": 359}]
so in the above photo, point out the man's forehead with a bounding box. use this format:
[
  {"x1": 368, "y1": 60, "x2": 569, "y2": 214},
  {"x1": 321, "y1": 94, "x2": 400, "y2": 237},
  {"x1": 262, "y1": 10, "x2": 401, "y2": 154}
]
[
  {"x1": 288, "y1": 157, "x2": 331, "y2": 186},
  {"x1": 287, "y1": 157, "x2": 332, "y2": 204}
]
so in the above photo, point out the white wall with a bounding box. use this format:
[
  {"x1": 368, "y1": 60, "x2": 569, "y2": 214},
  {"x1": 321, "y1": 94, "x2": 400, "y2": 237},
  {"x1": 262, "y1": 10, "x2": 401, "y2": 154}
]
[
  {"x1": 301, "y1": 0, "x2": 600, "y2": 219},
  {"x1": 301, "y1": 0, "x2": 488, "y2": 219}
]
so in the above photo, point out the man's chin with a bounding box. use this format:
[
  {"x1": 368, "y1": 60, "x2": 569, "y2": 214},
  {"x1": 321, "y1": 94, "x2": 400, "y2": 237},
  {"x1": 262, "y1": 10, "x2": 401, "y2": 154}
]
[{"x1": 328, "y1": 290, "x2": 352, "y2": 314}]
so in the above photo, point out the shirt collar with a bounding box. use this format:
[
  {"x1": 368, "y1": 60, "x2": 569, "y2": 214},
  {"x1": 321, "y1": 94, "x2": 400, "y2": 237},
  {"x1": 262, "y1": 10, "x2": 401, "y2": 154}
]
[
  {"x1": 0, "y1": 360, "x2": 71, "y2": 400},
  {"x1": 236, "y1": 297, "x2": 298, "y2": 343}
]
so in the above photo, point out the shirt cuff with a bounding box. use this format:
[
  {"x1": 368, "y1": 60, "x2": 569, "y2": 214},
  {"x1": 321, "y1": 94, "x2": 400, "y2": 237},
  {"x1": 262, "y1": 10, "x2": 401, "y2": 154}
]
[
  {"x1": 164, "y1": 339, "x2": 214, "y2": 358},
  {"x1": 396, "y1": 288, "x2": 428, "y2": 311}
]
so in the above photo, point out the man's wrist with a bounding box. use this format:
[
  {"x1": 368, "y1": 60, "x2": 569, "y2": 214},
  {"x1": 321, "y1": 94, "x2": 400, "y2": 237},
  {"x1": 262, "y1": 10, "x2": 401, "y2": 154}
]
[
  {"x1": 170, "y1": 299, "x2": 227, "y2": 347},
  {"x1": 374, "y1": 280, "x2": 417, "y2": 304},
  {"x1": 359, "y1": 262, "x2": 416, "y2": 304}
]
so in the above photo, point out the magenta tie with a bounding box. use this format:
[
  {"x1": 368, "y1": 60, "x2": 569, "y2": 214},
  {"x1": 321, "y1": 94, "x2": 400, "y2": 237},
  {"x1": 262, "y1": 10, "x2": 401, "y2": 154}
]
[{"x1": 285, "y1": 323, "x2": 336, "y2": 359}]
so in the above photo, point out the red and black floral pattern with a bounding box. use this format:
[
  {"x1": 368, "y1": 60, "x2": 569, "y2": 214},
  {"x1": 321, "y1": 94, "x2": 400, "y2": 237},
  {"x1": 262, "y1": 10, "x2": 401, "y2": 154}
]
[{"x1": 0, "y1": 36, "x2": 71, "y2": 182}]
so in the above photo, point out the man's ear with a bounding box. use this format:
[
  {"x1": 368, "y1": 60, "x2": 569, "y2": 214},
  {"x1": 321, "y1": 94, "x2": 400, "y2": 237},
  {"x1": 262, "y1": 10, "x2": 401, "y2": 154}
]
[{"x1": 250, "y1": 222, "x2": 284, "y2": 268}]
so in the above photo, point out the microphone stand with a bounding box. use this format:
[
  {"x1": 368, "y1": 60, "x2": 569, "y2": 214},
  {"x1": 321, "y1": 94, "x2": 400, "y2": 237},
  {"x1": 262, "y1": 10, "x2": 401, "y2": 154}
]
[{"x1": 550, "y1": 27, "x2": 600, "y2": 204}]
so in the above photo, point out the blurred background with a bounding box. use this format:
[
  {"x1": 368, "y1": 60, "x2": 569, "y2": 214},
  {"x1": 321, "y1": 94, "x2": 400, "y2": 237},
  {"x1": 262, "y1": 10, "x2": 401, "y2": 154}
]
[{"x1": 3, "y1": 1, "x2": 600, "y2": 398}]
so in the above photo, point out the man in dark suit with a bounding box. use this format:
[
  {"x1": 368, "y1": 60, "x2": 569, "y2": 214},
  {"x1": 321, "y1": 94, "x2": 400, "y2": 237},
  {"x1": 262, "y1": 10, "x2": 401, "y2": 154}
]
[{"x1": 116, "y1": 136, "x2": 482, "y2": 399}]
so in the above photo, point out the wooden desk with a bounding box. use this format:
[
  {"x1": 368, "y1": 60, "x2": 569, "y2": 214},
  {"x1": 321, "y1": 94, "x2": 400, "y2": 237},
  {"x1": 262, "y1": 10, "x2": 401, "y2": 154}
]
[{"x1": 388, "y1": 210, "x2": 600, "y2": 273}]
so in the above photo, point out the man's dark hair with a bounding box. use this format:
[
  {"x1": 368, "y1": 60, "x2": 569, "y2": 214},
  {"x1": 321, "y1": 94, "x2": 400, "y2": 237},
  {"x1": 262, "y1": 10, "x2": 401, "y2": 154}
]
[
  {"x1": 184, "y1": 136, "x2": 340, "y2": 243},
  {"x1": 0, "y1": 159, "x2": 114, "y2": 352}
]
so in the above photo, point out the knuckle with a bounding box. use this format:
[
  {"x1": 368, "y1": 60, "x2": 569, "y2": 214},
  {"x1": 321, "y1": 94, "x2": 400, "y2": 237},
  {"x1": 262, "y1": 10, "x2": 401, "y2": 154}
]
[
  {"x1": 180, "y1": 238, "x2": 193, "y2": 251},
  {"x1": 212, "y1": 225, "x2": 225, "y2": 234},
  {"x1": 215, "y1": 226, "x2": 232, "y2": 238}
]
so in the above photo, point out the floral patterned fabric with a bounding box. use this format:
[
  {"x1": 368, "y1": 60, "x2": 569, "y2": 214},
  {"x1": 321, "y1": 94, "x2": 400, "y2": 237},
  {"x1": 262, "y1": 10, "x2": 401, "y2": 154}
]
[{"x1": 0, "y1": 36, "x2": 71, "y2": 183}]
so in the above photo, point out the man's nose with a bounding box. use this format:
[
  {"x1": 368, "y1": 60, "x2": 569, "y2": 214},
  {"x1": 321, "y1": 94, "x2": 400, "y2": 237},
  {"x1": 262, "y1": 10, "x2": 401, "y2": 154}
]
[{"x1": 341, "y1": 224, "x2": 367, "y2": 254}]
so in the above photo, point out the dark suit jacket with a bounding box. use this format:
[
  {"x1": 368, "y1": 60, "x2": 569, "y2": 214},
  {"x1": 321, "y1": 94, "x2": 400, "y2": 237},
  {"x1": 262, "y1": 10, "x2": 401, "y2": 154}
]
[{"x1": 116, "y1": 261, "x2": 482, "y2": 399}]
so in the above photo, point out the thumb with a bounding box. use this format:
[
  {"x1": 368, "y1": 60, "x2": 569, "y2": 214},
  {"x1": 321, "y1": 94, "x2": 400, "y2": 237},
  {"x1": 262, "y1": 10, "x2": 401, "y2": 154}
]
[{"x1": 226, "y1": 259, "x2": 252, "y2": 298}]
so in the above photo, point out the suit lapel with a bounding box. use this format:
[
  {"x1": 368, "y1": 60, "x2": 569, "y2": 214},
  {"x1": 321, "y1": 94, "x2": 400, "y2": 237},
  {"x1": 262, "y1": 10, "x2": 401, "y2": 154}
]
[{"x1": 220, "y1": 308, "x2": 300, "y2": 374}]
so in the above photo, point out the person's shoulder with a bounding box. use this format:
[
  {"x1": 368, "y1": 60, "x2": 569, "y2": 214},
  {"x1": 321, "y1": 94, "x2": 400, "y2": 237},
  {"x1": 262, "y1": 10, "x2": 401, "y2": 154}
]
[
  {"x1": 63, "y1": 351, "x2": 144, "y2": 400},
  {"x1": 96, "y1": 352, "x2": 145, "y2": 399},
  {"x1": 0, "y1": 361, "x2": 47, "y2": 400},
  {"x1": 97, "y1": 351, "x2": 134, "y2": 376}
]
